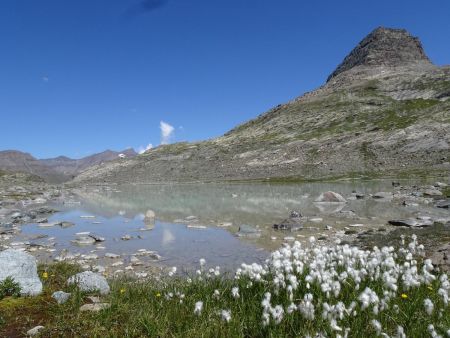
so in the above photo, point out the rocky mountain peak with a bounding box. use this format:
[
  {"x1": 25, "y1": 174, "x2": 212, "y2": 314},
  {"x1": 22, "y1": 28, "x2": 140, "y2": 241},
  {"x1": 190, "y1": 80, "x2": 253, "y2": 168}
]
[{"x1": 327, "y1": 27, "x2": 432, "y2": 82}]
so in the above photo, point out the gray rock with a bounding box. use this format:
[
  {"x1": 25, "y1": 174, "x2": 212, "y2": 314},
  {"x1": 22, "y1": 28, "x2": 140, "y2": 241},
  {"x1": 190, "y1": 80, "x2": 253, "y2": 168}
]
[
  {"x1": 26, "y1": 325, "x2": 45, "y2": 336},
  {"x1": 71, "y1": 236, "x2": 96, "y2": 246},
  {"x1": 435, "y1": 199, "x2": 450, "y2": 209},
  {"x1": 89, "y1": 233, "x2": 105, "y2": 242},
  {"x1": 372, "y1": 192, "x2": 393, "y2": 199},
  {"x1": 388, "y1": 218, "x2": 433, "y2": 228},
  {"x1": 236, "y1": 224, "x2": 261, "y2": 238},
  {"x1": 315, "y1": 191, "x2": 347, "y2": 203},
  {"x1": 423, "y1": 189, "x2": 443, "y2": 197},
  {"x1": 273, "y1": 211, "x2": 303, "y2": 231},
  {"x1": 52, "y1": 290, "x2": 71, "y2": 304},
  {"x1": 67, "y1": 271, "x2": 110, "y2": 295},
  {"x1": 57, "y1": 221, "x2": 75, "y2": 228},
  {"x1": 79, "y1": 303, "x2": 110, "y2": 312},
  {"x1": 0, "y1": 249, "x2": 42, "y2": 296}
]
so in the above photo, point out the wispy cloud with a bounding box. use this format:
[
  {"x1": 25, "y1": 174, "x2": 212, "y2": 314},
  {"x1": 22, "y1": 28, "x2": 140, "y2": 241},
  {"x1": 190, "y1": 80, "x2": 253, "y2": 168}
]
[
  {"x1": 138, "y1": 143, "x2": 153, "y2": 154},
  {"x1": 160, "y1": 121, "x2": 174, "y2": 145},
  {"x1": 42, "y1": 76, "x2": 49, "y2": 83}
]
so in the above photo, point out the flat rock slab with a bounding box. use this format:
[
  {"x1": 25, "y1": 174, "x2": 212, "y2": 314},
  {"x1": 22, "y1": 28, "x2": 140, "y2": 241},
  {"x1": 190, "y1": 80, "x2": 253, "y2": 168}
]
[
  {"x1": 388, "y1": 219, "x2": 433, "y2": 228},
  {"x1": 0, "y1": 249, "x2": 42, "y2": 296},
  {"x1": 79, "y1": 303, "x2": 110, "y2": 312},
  {"x1": 436, "y1": 200, "x2": 450, "y2": 209},
  {"x1": 67, "y1": 271, "x2": 110, "y2": 295}
]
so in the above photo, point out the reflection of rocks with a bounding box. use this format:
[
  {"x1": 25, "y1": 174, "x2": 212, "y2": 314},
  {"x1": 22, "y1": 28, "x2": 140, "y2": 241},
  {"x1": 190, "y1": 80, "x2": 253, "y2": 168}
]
[
  {"x1": 273, "y1": 211, "x2": 303, "y2": 231},
  {"x1": 236, "y1": 224, "x2": 261, "y2": 238},
  {"x1": 143, "y1": 209, "x2": 156, "y2": 230},
  {"x1": 313, "y1": 202, "x2": 345, "y2": 214},
  {"x1": 314, "y1": 191, "x2": 346, "y2": 203}
]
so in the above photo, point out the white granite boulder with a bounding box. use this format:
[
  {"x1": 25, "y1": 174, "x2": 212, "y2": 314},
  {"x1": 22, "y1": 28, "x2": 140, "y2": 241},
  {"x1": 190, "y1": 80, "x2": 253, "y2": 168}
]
[
  {"x1": 0, "y1": 249, "x2": 43, "y2": 296},
  {"x1": 67, "y1": 271, "x2": 110, "y2": 295}
]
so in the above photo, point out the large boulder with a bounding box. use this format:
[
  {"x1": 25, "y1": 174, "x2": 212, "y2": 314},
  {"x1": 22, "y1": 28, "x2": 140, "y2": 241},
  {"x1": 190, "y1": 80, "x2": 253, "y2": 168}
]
[
  {"x1": 67, "y1": 271, "x2": 110, "y2": 295},
  {"x1": 314, "y1": 191, "x2": 347, "y2": 203},
  {"x1": 0, "y1": 249, "x2": 42, "y2": 296}
]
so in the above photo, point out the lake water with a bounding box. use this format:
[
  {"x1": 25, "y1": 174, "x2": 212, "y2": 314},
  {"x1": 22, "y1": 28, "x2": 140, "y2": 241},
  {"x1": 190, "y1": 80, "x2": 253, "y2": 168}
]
[{"x1": 20, "y1": 180, "x2": 446, "y2": 271}]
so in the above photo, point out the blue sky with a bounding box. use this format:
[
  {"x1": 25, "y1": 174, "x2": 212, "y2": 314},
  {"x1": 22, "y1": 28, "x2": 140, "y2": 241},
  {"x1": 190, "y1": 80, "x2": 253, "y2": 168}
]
[{"x1": 1, "y1": 0, "x2": 449, "y2": 159}]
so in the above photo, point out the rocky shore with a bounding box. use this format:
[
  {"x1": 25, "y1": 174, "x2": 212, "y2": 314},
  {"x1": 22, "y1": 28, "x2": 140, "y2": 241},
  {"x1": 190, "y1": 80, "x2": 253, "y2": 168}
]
[{"x1": 1, "y1": 168, "x2": 449, "y2": 281}]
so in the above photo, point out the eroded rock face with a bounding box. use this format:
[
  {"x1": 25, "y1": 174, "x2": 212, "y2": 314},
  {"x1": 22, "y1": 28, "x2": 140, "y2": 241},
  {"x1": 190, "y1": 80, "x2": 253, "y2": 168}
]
[
  {"x1": 67, "y1": 271, "x2": 110, "y2": 295},
  {"x1": 327, "y1": 27, "x2": 432, "y2": 82},
  {"x1": 0, "y1": 249, "x2": 42, "y2": 296}
]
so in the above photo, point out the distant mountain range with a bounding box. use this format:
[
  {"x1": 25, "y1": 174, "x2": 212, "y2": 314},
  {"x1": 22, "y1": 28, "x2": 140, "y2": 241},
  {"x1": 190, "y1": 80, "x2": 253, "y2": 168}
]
[{"x1": 0, "y1": 148, "x2": 137, "y2": 183}]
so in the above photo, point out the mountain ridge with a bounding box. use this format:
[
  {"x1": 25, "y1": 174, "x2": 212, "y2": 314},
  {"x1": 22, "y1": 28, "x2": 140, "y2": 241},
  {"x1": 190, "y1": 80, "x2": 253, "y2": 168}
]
[{"x1": 0, "y1": 148, "x2": 137, "y2": 183}]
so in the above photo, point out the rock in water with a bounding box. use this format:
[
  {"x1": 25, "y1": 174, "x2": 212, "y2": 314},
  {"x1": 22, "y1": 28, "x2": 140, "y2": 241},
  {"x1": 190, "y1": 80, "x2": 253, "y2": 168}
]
[
  {"x1": 67, "y1": 271, "x2": 110, "y2": 295},
  {"x1": 0, "y1": 249, "x2": 42, "y2": 296},
  {"x1": 52, "y1": 291, "x2": 71, "y2": 304},
  {"x1": 436, "y1": 199, "x2": 450, "y2": 209},
  {"x1": 273, "y1": 210, "x2": 303, "y2": 231},
  {"x1": 236, "y1": 224, "x2": 261, "y2": 238},
  {"x1": 372, "y1": 192, "x2": 393, "y2": 199},
  {"x1": 388, "y1": 218, "x2": 433, "y2": 228},
  {"x1": 315, "y1": 191, "x2": 347, "y2": 203}
]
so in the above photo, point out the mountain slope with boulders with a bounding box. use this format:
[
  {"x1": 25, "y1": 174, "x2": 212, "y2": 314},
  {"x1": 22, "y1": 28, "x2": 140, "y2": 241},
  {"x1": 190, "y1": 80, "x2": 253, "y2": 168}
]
[
  {"x1": 73, "y1": 27, "x2": 450, "y2": 184},
  {"x1": 0, "y1": 148, "x2": 137, "y2": 183}
]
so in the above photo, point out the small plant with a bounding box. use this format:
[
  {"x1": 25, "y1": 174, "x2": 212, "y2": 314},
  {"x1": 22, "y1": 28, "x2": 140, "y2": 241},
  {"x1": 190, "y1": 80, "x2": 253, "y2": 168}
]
[{"x1": 0, "y1": 277, "x2": 21, "y2": 300}]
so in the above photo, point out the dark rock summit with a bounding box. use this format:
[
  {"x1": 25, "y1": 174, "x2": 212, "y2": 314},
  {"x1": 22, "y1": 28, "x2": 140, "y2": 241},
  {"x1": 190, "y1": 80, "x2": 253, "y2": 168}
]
[{"x1": 327, "y1": 27, "x2": 432, "y2": 82}]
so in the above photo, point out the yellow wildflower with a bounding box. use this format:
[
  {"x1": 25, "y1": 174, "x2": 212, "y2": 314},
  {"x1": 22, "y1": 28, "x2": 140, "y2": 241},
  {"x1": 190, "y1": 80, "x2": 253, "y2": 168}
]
[
  {"x1": 401, "y1": 293, "x2": 408, "y2": 299},
  {"x1": 42, "y1": 272, "x2": 48, "y2": 279},
  {"x1": 120, "y1": 288, "x2": 126, "y2": 294},
  {"x1": 156, "y1": 292, "x2": 161, "y2": 298},
  {"x1": 427, "y1": 286, "x2": 433, "y2": 291}
]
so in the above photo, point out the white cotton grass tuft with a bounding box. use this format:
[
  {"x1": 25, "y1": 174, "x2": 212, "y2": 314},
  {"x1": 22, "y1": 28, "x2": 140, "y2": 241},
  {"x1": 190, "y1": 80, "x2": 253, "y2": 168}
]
[
  {"x1": 154, "y1": 235, "x2": 447, "y2": 333},
  {"x1": 168, "y1": 266, "x2": 177, "y2": 277},
  {"x1": 371, "y1": 319, "x2": 382, "y2": 335},
  {"x1": 194, "y1": 301, "x2": 203, "y2": 315},
  {"x1": 231, "y1": 287, "x2": 240, "y2": 299},
  {"x1": 424, "y1": 298, "x2": 434, "y2": 315},
  {"x1": 220, "y1": 309, "x2": 231, "y2": 322}
]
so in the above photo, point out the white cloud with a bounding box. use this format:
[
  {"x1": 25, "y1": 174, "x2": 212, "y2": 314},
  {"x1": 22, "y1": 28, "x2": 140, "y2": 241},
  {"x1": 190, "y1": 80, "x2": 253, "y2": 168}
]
[
  {"x1": 138, "y1": 143, "x2": 153, "y2": 154},
  {"x1": 160, "y1": 121, "x2": 174, "y2": 145},
  {"x1": 42, "y1": 76, "x2": 49, "y2": 83}
]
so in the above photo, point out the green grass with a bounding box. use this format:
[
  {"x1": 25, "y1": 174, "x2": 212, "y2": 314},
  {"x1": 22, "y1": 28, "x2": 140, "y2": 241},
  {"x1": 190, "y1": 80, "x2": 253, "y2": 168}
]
[{"x1": 0, "y1": 248, "x2": 448, "y2": 337}]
